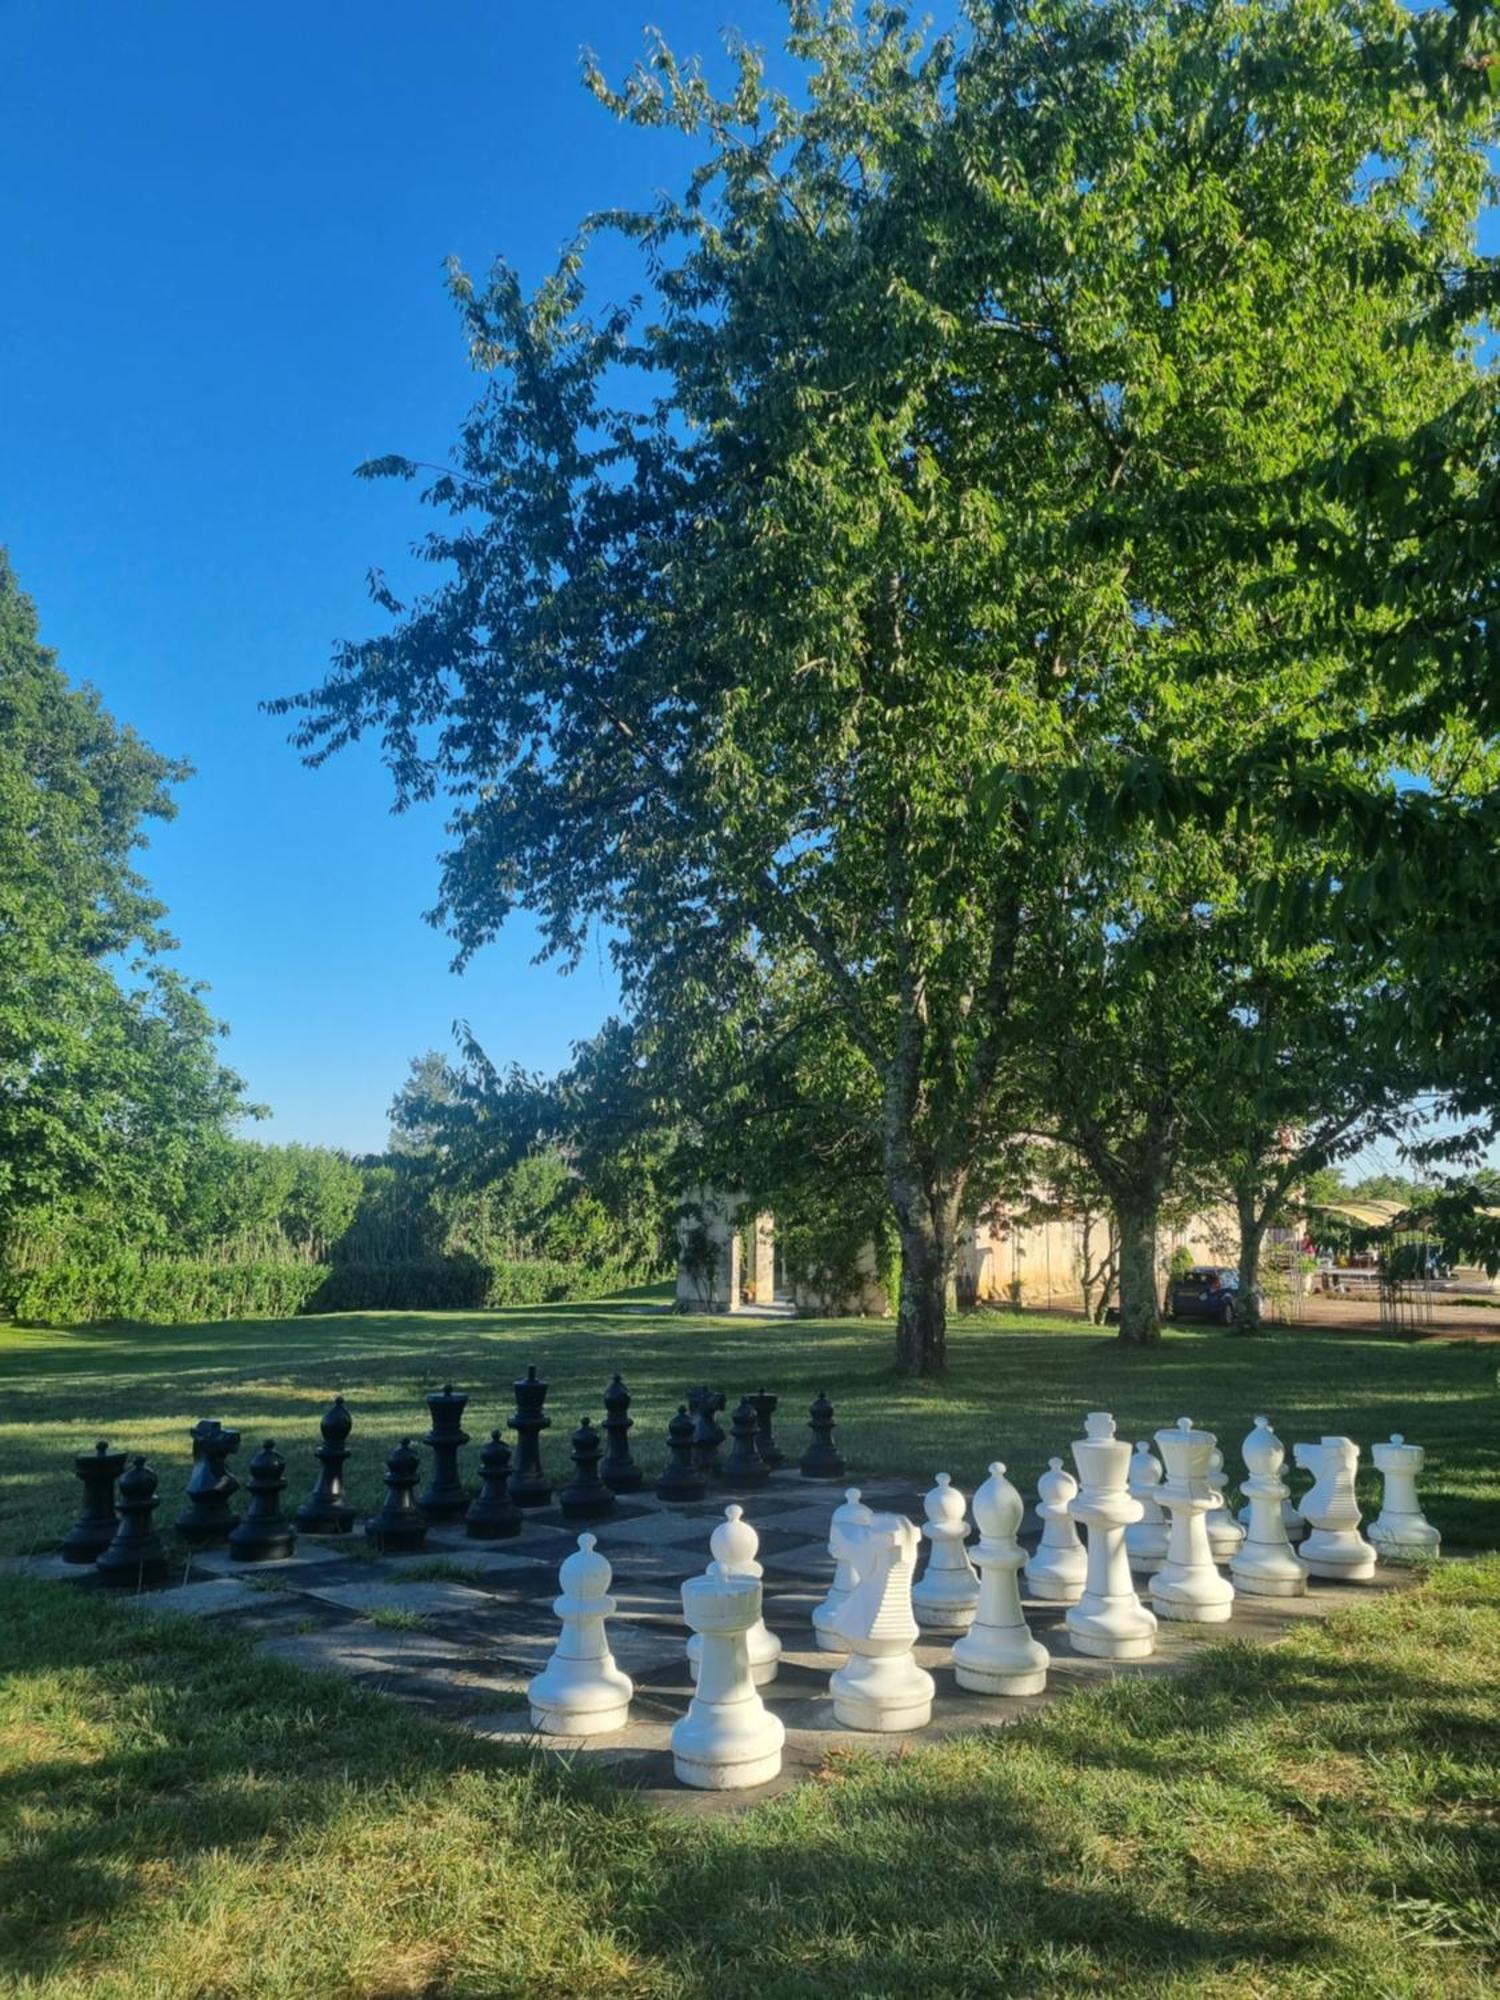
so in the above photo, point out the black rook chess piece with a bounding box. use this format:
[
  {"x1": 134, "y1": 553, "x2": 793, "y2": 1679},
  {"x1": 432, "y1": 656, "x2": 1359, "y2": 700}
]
[
  {"x1": 295, "y1": 1395, "x2": 357, "y2": 1534},
  {"x1": 95, "y1": 1455, "x2": 170, "y2": 1587},
  {"x1": 175, "y1": 1419, "x2": 242, "y2": 1545},
  {"x1": 62, "y1": 1438, "x2": 127, "y2": 1564},
  {"x1": 559, "y1": 1417, "x2": 617, "y2": 1522},
  {"x1": 800, "y1": 1390, "x2": 847, "y2": 1480},
  {"x1": 419, "y1": 1384, "x2": 471, "y2": 1520},
  {"x1": 656, "y1": 1405, "x2": 707, "y2": 1503},
  {"x1": 228, "y1": 1440, "x2": 297, "y2": 1562},
  {"x1": 466, "y1": 1431, "x2": 523, "y2": 1539},
  {"x1": 688, "y1": 1386, "x2": 726, "y2": 1480},
  {"x1": 751, "y1": 1388, "x2": 785, "y2": 1469},
  {"x1": 724, "y1": 1396, "x2": 771, "y2": 1487},
  {"x1": 600, "y1": 1374, "x2": 642, "y2": 1492},
  {"x1": 507, "y1": 1365, "x2": 553, "y2": 1507},
  {"x1": 365, "y1": 1438, "x2": 428, "y2": 1552}
]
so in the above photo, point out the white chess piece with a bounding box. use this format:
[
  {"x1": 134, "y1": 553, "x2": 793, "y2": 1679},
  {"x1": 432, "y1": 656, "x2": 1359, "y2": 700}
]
[
  {"x1": 687, "y1": 1504, "x2": 781, "y2": 1686},
  {"x1": 1229, "y1": 1417, "x2": 1307, "y2": 1598},
  {"x1": 527, "y1": 1533, "x2": 634, "y2": 1735},
  {"x1": 1065, "y1": 1413, "x2": 1158, "y2": 1660},
  {"x1": 1149, "y1": 1417, "x2": 1235, "y2": 1623},
  {"x1": 812, "y1": 1487, "x2": 873, "y2": 1653},
  {"x1": 829, "y1": 1514, "x2": 935, "y2": 1730},
  {"x1": 1024, "y1": 1457, "x2": 1088, "y2": 1602},
  {"x1": 672, "y1": 1561, "x2": 786, "y2": 1789},
  {"x1": 1125, "y1": 1439, "x2": 1170, "y2": 1573},
  {"x1": 1296, "y1": 1436, "x2": 1377, "y2": 1582},
  {"x1": 1368, "y1": 1436, "x2": 1442, "y2": 1562},
  {"x1": 1205, "y1": 1445, "x2": 1247, "y2": 1562},
  {"x1": 952, "y1": 1461, "x2": 1049, "y2": 1696},
  {"x1": 911, "y1": 1473, "x2": 980, "y2": 1631}
]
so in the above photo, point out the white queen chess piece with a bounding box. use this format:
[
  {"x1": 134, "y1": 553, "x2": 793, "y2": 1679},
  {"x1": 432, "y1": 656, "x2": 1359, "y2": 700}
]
[
  {"x1": 812, "y1": 1487, "x2": 873, "y2": 1653},
  {"x1": 1024, "y1": 1457, "x2": 1088, "y2": 1602},
  {"x1": 1228, "y1": 1417, "x2": 1307, "y2": 1598},
  {"x1": 1205, "y1": 1444, "x2": 1247, "y2": 1562},
  {"x1": 911, "y1": 1473, "x2": 980, "y2": 1631},
  {"x1": 1296, "y1": 1436, "x2": 1377, "y2": 1582},
  {"x1": 1149, "y1": 1417, "x2": 1235, "y2": 1623},
  {"x1": 672, "y1": 1561, "x2": 785, "y2": 1789},
  {"x1": 1369, "y1": 1436, "x2": 1442, "y2": 1563},
  {"x1": 1064, "y1": 1413, "x2": 1158, "y2": 1660},
  {"x1": 687, "y1": 1505, "x2": 781, "y2": 1686},
  {"x1": 1125, "y1": 1439, "x2": 1170, "y2": 1573},
  {"x1": 952, "y1": 1461, "x2": 1049, "y2": 1697},
  {"x1": 829, "y1": 1514, "x2": 935, "y2": 1730},
  {"x1": 527, "y1": 1533, "x2": 634, "y2": 1736}
]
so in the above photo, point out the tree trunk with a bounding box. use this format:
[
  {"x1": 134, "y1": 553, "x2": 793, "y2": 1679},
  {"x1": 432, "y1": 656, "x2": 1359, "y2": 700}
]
[
  {"x1": 894, "y1": 1218, "x2": 949, "y2": 1375},
  {"x1": 1114, "y1": 1201, "x2": 1162, "y2": 1345},
  {"x1": 1234, "y1": 1191, "x2": 1266, "y2": 1332}
]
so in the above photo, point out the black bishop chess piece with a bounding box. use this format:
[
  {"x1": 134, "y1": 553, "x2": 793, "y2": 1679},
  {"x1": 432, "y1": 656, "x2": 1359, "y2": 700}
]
[
  {"x1": 175, "y1": 1419, "x2": 241, "y2": 1545},
  {"x1": 294, "y1": 1395, "x2": 357, "y2": 1535},
  {"x1": 466, "y1": 1431, "x2": 523, "y2": 1539},
  {"x1": 507, "y1": 1365, "x2": 553, "y2": 1507},
  {"x1": 558, "y1": 1417, "x2": 617, "y2": 1522},
  {"x1": 62, "y1": 1438, "x2": 127, "y2": 1564},
  {"x1": 799, "y1": 1390, "x2": 847, "y2": 1480},
  {"x1": 419, "y1": 1383, "x2": 471, "y2": 1520},
  {"x1": 751, "y1": 1388, "x2": 785, "y2": 1470},
  {"x1": 365, "y1": 1438, "x2": 428, "y2": 1552},
  {"x1": 656, "y1": 1405, "x2": 706, "y2": 1502},
  {"x1": 600, "y1": 1373, "x2": 642, "y2": 1493},
  {"x1": 724, "y1": 1396, "x2": 771, "y2": 1487},
  {"x1": 95, "y1": 1455, "x2": 170, "y2": 1588},
  {"x1": 228, "y1": 1440, "x2": 297, "y2": 1562},
  {"x1": 688, "y1": 1386, "x2": 726, "y2": 1480}
]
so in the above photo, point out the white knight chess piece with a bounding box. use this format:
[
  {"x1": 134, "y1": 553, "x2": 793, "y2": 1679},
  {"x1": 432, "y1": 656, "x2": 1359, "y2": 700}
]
[
  {"x1": 1296, "y1": 1436, "x2": 1377, "y2": 1583},
  {"x1": 829, "y1": 1514, "x2": 935, "y2": 1730}
]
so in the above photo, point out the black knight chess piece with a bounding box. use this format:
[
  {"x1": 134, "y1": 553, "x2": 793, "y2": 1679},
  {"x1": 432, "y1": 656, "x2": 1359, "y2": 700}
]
[
  {"x1": 559, "y1": 1417, "x2": 617, "y2": 1522},
  {"x1": 62, "y1": 1438, "x2": 127, "y2": 1564},
  {"x1": 688, "y1": 1386, "x2": 726, "y2": 1480},
  {"x1": 175, "y1": 1419, "x2": 242, "y2": 1545},
  {"x1": 466, "y1": 1431, "x2": 523, "y2": 1539},
  {"x1": 294, "y1": 1395, "x2": 357, "y2": 1535},
  {"x1": 507, "y1": 1365, "x2": 553, "y2": 1508},
  {"x1": 228, "y1": 1440, "x2": 297, "y2": 1562},
  {"x1": 800, "y1": 1390, "x2": 846, "y2": 1480},
  {"x1": 419, "y1": 1383, "x2": 471, "y2": 1520},
  {"x1": 751, "y1": 1388, "x2": 785, "y2": 1469},
  {"x1": 656, "y1": 1405, "x2": 707, "y2": 1502},
  {"x1": 600, "y1": 1373, "x2": 642, "y2": 1492},
  {"x1": 365, "y1": 1437, "x2": 428, "y2": 1552},
  {"x1": 724, "y1": 1396, "x2": 771, "y2": 1487},
  {"x1": 95, "y1": 1455, "x2": 170, "y2": 1587}
]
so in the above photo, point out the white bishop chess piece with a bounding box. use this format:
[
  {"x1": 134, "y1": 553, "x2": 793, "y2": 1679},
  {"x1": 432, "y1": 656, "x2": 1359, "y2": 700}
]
[
  {"x1": 1228, "y1": 1417, "x2": 1307, "y2": 1598},
  {"x1": 672, "y1": 1561, "x2": 785, "y2": 1789},
  {"x1": 952, "y1": 1461, "x2": 1049, "y2": 1697},
  {"x1": 687, "y1": 1505, "x2": 781, "y2": 1686},
  {"x1": 1204, "y1": 1444, "x2": 1247, "y2": 1562},
  {"x1": 812, "y1": 1488, "x2": 873, "y2": 1653},
  {"x1": 1148, "y1": 1418, "x2": 1235, "y2": 1623},
  {"x1": 911, "y1": 1473, "x2": 980, "y2": 1631},
  {"x1": 527, "y1": 1533, "x2": 634, "y2": 1736},
  {"x1": 1125, "y1": 1439, "x2": 1170, "y2": 1574},
  {"x1": 1023, "y1": 1457, "x2": 1088, "y2": 1602},
  {"x1": 1064, "y1": 1413, "x2": 1158, "y2": 1660},
  {"x1": 829, "y1": 1514, "x2": 935, "y2": 1730},
  {"x1": 1369, "y1": 1436, "x2": 1442, "y2": 1563},
  {"x1": 1296, "y1": 1436, "x2": 1377, "y2": 1582}
]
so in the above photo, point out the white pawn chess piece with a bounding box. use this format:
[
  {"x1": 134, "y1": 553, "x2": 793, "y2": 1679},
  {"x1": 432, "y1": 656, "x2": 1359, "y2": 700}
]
[
  {"x1": 672, "y1": 1561, "x2": 785, "y2": 1789},
  {"x1": 911, "y1": 1473, "x2": 980, "y2": 1631},
  {"x1": 952, "y1": 1461, "x2": 1049, "y2": 1696},
  {"x1": 829, "y1": 1514, "x2": 935, "y2": 1730},
  {"x1": 1125, "y1": 1439, "x2": 1170, "y2": 1574},
  {"x1": 1296, "y1": 1436, "x2": 1377, "y2": 1582},
  {"x1": 527, "y1": 1533, "x2": 635, "y2": 1736},
  {"x1": 687, "y1": 1505, "x2": 781, "y2": 1686},
  {"x1": 1149, "y1": 1417, "x2": 1235, "y2": 1623},
  {"x1": 1228, "y1": 1417, "x2": 1307, "y2": 1598},
  {"x1": 1024, "y1": 1457, "x2": 1088, "y2": 1602},
  {"x1": 812, "y1": 1487, "x2": 873, "y2": 1653},
  {"x1": 1368, "y1": 1436, "x2": 1442, "y2": 1562},
  {"x1": 1064, "y1": 1413, "x2": 1158, "y2": 1660},
  {"x1": 1205, "y1": 1444, "x2": 1247, "y2": 1562}
]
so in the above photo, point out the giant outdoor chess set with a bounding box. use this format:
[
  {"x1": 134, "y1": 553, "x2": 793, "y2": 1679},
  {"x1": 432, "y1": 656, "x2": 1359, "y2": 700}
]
[{"x1": 21, "y1": 1370, "x2": 1441, "y2": 1808}]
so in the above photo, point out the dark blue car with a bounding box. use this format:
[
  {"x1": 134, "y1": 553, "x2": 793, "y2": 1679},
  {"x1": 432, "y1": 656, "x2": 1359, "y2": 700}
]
[{"x1": 1168, "y1": 1265, "x2": 1244, "y2": 1325}]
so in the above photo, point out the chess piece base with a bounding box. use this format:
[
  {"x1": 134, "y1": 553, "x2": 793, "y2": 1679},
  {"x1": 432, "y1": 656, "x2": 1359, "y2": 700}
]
[
  {"x1": 1300, "y1": 1552, "x2": 1377, "y2": 1582},
  {"x1": 829, "y1": 1655, "x2": 935, "y2": 1731},
  {"x1": 295, "y1": 1509, "x2": 356, "y2": 1536},
  {"x1": 602, "y1": 1468, "x2": 643, "y2": 1493},
  {"x1": 465, "y1": 1514, "x2": 523, "y2": 1540},
  {"x1": 531, "y1": 1696, "x2": 631, "y2": 1737},
  {"x1": 95, "y1": 1551, "x2": 169, "y2": 1587},
  {"x1": 558, "y1": 1493, "x2": 617, "y2": 1522},
  {"x1": 1066, "y1": 1627, "x2": 1156, "y2": 1659},
  {"x1": 1024, "y1": 1572, "x2": 1085, "y2": 1604},
  {"x1": 673, "y1": 1744, "x2": 783, "y2": 1790},
  {"x1": 1229, "y1": 1569, "x2": 1306, "y2": 1598},
  {"x1": 913, "y1": 1601, "x2": 978, "y2": 1632},
  {"x1": 953, "y1": 1659, "x2": 1048, "y2": 1697},
  {"x1": 364, "y1": 1522, "x2": 426, "y2": 1553},
  {"x1": 228, "y1": 1530, "x2": 295, "y2": 1563},
  {"x1": 1368, "y1": 1523, "x2": 1440, "y2": 1563},
  {"x1": 1150, "y1": 1593, "x2": 1235, "y2": 1622}
]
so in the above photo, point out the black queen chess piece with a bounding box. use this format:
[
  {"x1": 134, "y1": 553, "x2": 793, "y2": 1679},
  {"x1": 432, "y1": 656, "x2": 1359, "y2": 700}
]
[
  {"x1": 600, "y1": 1373, "x2": 642, "y2": 1493},
  {"x1": 507, "y1": 1365, "x2": 553, "y2": 1508},
  {"x1": 95, "y1": 1455, "x2": 170, "y2": 1588},
  {"x1": 466, "y1": 1431, "x2": 523, "y2": 1539},
  {"x1": 800, "y1": 1390, "x2": 847, "y2": 1480},
  {"x1": 558, "y1": 1417, "x2": 617, "y2": 1522},
  {"x1": 365, "y1": 1437, "x2": 428, "y2": 1553},
  {"x1": 688, "y1": 1386, "x2": 726, "y2": 1481},
  {"x1": 419, "y1": 1383, "x2": 471, "y2": 1521},
  {"x1": 228, "y1": 1440, "x2": 297, "y2": 1562},
  {"x1": 656, "y1": 1405, "x2": 707, "y2": 1503},
  {"x1": 724, "y1": 1396, "x2": 771, "y2": 1487},
  {"x1": 294, "y1": 1395, "x2": 357, "y2": 1535},
  {"x1": 175, "y1": 1419, "x2": 242, "y2": 1545},
  {"x1": 752, "y1": 1388, "x2": 785, "y2": 1470},
  {"x1": 62, "y1": 1438, "x2": 127, "y2": 1564}
]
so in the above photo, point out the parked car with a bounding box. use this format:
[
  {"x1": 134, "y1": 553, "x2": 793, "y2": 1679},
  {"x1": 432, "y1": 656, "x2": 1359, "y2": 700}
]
[{"x1": 1167, "y1": 1265, "x2": 1247, "y2": 1325}]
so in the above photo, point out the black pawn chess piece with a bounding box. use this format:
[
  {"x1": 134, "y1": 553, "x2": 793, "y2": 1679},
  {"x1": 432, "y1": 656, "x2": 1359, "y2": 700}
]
[
  {"x1": 228, "y1": 1440, "x2": 297, "y2": 1562},
  {"x1": 507, "y1": 1365, "x2": 553, "y2": 1508},
  {"x1": 558, "y1": 1417, "x2": 617, "y2": 1522},
  {"x1": 689, "y1": 1387, "x2": 726, "y2": 1480},
  {"x1": 800, "y1": 1390, "x2": 846, "y2": 1480},
  {"x1": 752, "y1": 1388, "x2": 785, "y2": 1469},
  {"x1": 656, "y1": 1405, "x2": 707, "y2": 1502},
  {"x1": 365, "y1": 1437, "x2": 428, "y2": 1552},
  {"x1": 175, "y1": 1419, "x2": 242, "y2": 1545},
  {"x1": 62, "y1": 1439, "x2": 126, "y2": 1564},
  {"x1": 600, "y1": 1373, "x2": 642, "y2": 1493},
  {"x1": 294, "y1": 1394, "x2": 357, "y2": 1535},
  {"x1": 419, "y1": 1383, "x2": 471, "y2": 1520},
  {"x1": 466, "y1": 1431, "x2": 523, "y2": 1539},
  {"x1": 95, "y1": 1455, "x2": 170, "y2": 1587},
  {"x1": 724, "y1": 1396, "x2": 771, "y2": 1486}
]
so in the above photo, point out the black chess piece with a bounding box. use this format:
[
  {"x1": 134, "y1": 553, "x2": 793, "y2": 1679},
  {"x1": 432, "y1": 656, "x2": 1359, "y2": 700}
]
[
  {"x1": 751, "y1": 1388, "x2": 785, "y2": 1469},
  {"x1": 365, "y1": 1437, "x2": 428, "y2": 1552},
  {"x1": 724, "y1": 1396, "x2": 771, "y2": 1486},
  {"x1": 688, "y1": 1387, "x2": 726, "y2": 1480},
  {"x1": 62, "y1": 1439, "x2": 127, "y2": 1564},
  {"x1": 95, "y1": 1456, "x2": 170, "y2": 1587},
  {"x1": 175, "y1": 1419, "x2": 242, "y2": 1544},
  {"x1": 656, "y1": 1405, "x2": 707, "y2": 1502},
  {"x1": 600, "y1": 1373, "x2": 642, "y2": 1492},
  {"x1": 294, "y1": 1395, "x2": 357, "y2": 1534},
  {"x1": 419, "y1": 1383, "x2": 471, "y2": 1520},
  {"x1": 507, "y1": 1365, "x2": 553, "y2": 1507},
  {"x1": 800, "y1": 1389, "x2": 846, "y2": 1479},
  {"x1": 466, "y1": 1431, "x2": 523, "y2": 1539},
  {"x1": 228, "y1": 1440, "x2": 297, "y2": 1562},
  {"x1": 558, "y1": 1417, "x2": 616, "y2": 1521}
]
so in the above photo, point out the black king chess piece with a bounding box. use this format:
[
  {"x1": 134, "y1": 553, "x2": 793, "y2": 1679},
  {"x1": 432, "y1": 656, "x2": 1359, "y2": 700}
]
[
  {"x1": 506, "y1": 1365, "x2": 553, "y2": 1508},
  {"x1": 175, "y1": 1419, "x2": 242, "y2": 1544},
  {"x1": 656, "y1": 1405, "x2": 706, "y2": 1503},
  {"x1": 466, "y1": 1431, "x2": 523, "y2": 1539},
  {"x1": 800, "y1": 1390, "x2": 847, "y2": 1479},
  {"x1": 419, "y1": 1383, "x2": 471, "y2": 1520},
  {"x1": 228, "y1": 1440, "x2": 297, "y2": 1562},
  {"x1": 294, "y1": 1395, "x2": 357, "y2": 1534},
  {"x1": 558, "y1": 1416, "x2": 617, "y2": 1521},
  {"x1": 724, "y1": 1396, "x2": 771, "y2": 1487},
  {"x1": 365, "y1": 1438, "x2": 428, "y2": 1552},
  {"x1": 600, "y1": 1373, "x2": 642, "y2": 1492},
  {"x1": 62, "y1": 1438, "x2": 127, "y2": 1564},
  {"x1": 751, "y1": 1388, "x2": 785, "y2": 1469},
  {"x1": 95, "y1": 1455, "x2": 170, "y2": 1587}
]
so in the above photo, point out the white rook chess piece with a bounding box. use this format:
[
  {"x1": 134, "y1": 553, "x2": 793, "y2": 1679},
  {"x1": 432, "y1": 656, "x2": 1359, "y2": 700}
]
[
  {"x1": 829, "y1": 1514, "x2": 935, "y2": 1730},
  {"x1": 1024, "y1": 1457, "x2": 1088, "y2": 1603},
  {"x1": 672, "y1": 1561, "x2": 785, "y2": 1789},
  {"x1": 812, "y1": 1487, "x2": 873, "y2": 1653},
  {"x1": 911, "y1": 1473, "x2": 980, "y2": 1631},
  {"x1": 1065, "y1": 1413, "x2": 1158, "y2": 1660},
  {"x1": 527, "y1": 1533, "x2": 634, "y2": 1736},
  {"x1": 1296, "y1": 1436, "x2": 1377, "y2": 1582},
  {"x1": 687, "y1": 1505, "x2": 781, "y2": 1686},
  {"x1": 1150, "y1": 1418, "x2": 1235, "y2": 1623},
  {"x1": 1125, "y1": 1439, "x2": 1170, "y2": 1574},
  {"x1": 1369, "y1": 1436, "x2": 1442, "y2": 1563},
  {"x1": 1205, "y1": 1445, "x2": 1247, "y2": 1562},
  {"x1": 1228, "y1": 1417, "x2": 1307, "y2": 1599},
  {"x1": 952, "y1": 1462, "x2": 1049, "y2": 1697}
]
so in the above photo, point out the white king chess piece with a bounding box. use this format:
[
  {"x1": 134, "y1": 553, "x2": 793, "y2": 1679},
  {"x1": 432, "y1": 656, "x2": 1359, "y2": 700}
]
[
  {"x1": 1125, "y1": 1439, "x2": 1170, "y2": 1574},
  {"x1": 1149, "y1": 1418, "x2": 1235, "y2": 1623},
  {"x1": 911, "y1": 1473, "x2": 980, "y2": 1631},
  {"x1": 952, "y1": 1461, "x2": 1049, "y2": 1696},
  {"x1": 1228, "y1": 1417, "x2": 1307, "y2": 1598},
  {"x1": 1296, "y1": 1436, "x2": 1377, "y2": 1582},
  {"x1": 829, "y1": 1514, "x2": 935, "y2": 1730},
  {"x1": 1368, "y1": 1436, "x2": 1442, "y2": 1563},
  {"x1": 672, "y1": 1561, "x2": 785, "y2": 1789},
  {"x1": 1204, "y1": 1444, "x2": 1247, "y2": 1562},
  {"x1": 527, "y1": 1533, "x2": 635, "y2": 1736},
  {"x1": 1064, "y1": 1413, "x2": 1159, "y2": 1660},
  {"x1": 812, "y1": 1488, "x2": 873, "y2": 1653},
  {"x1": 687, "y1": 1505, "x2": 781, "y2": 1686},
  {"x1": 1024, "y1": 1457, "x2": 1088, "y2": 1602}
]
